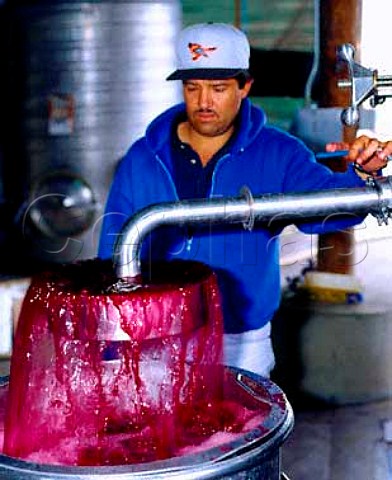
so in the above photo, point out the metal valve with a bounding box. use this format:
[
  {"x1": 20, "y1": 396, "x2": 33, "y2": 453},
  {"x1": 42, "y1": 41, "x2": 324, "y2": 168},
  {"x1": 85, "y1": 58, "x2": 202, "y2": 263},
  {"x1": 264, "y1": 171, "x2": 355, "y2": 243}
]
[
  {"x1": 366, "y1": 176, "x2": 392, "y2": 225},
  {"x1": 337, "y1": 43, "x2": 392, "y2": 126}
]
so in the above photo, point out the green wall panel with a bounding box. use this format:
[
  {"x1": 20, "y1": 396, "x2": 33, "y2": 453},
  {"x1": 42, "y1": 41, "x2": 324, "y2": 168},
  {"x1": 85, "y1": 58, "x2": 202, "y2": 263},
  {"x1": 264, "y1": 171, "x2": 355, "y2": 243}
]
[{"x1": 181, "y1": 0, "x2": 314, "y2": 51}]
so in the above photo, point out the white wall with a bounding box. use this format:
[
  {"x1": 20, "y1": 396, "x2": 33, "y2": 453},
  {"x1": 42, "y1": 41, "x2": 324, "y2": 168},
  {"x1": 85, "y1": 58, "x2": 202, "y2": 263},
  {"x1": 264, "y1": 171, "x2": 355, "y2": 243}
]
[{"x1": 360, "y1": 0, "x2": 392, "y2": 140}]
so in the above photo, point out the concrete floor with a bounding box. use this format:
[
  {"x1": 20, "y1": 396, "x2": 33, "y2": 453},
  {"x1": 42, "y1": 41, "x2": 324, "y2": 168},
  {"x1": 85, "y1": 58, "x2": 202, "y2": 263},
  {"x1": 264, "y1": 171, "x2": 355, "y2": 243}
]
[
  {"x1": 277, "y1": 218, "x2": 392, "y2": 480},
  {"x1": 281, "y1": 397, "x2": 392, "y2": 480}
]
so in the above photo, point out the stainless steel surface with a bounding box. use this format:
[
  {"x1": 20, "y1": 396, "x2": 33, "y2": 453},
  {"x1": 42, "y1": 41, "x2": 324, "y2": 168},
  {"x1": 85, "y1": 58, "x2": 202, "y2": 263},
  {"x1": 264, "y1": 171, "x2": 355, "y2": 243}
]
[
  {"x1": 25, "y1": 171, "x2": 97, "y2": 238},
  {"x1": 2, "y1": 0, "x2": 182, "y2": 262},
  {"x1": 0, "y1": 368, "x2": 294, "y2": 479},
  {"x1": 115, "y1": 176, "x2": 392, "y2": 279},
  {"x1": 337, "y1": 43, "x2": 392, "y2": 126}
]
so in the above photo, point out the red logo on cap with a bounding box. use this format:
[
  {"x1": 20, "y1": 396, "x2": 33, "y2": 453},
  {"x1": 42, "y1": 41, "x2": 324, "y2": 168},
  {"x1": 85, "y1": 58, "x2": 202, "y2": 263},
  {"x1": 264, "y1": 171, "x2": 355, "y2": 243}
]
[{"x1": 188, "y1": 43, "x2": 217, "y2": 61}]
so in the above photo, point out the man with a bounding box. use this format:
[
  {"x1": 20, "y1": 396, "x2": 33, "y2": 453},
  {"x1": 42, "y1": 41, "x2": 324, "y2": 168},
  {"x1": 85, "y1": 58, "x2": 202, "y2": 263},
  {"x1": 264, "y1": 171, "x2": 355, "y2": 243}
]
[{"x1": 98, "y1": 23, "x2": 387, "y2": 377}]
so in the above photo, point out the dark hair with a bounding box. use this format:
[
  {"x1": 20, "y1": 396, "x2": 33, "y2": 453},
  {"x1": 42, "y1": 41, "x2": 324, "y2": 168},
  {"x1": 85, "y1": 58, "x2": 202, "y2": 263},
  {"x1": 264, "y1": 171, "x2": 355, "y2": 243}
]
[{"x1": 235, "y1": 71, "x2": 253, "y2": 89}]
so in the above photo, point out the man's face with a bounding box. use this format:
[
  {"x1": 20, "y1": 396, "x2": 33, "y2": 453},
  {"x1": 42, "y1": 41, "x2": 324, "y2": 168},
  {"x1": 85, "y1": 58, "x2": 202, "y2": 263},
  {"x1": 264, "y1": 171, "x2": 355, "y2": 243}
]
[{"x1": 182, "y1": 78, "x2": 252, "y2": 137}]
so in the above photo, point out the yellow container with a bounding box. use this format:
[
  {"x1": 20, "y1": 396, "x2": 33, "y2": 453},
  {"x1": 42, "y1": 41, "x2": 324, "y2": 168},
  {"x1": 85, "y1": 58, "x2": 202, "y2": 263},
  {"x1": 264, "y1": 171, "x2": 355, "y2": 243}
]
[{"x1": 302, "y1": 271, "x2": 363, "y2": 304}]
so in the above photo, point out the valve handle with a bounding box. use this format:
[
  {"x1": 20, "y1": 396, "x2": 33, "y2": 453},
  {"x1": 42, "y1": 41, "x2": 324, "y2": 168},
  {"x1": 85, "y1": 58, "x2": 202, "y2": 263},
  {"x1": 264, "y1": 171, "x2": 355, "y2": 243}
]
[
  {"x1": 337, "y1": 43, "x2": 392, "y2": 126},
  {"x1": 337, "y1": 43, "x2": 375, "y2": 126}
]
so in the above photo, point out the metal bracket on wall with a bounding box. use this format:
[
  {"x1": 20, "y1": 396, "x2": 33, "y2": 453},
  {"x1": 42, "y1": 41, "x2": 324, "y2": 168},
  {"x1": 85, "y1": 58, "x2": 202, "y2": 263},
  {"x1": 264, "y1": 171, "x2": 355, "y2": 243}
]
[{"x1": 337, "y1": 43, "x2": 392, "y2": 126}]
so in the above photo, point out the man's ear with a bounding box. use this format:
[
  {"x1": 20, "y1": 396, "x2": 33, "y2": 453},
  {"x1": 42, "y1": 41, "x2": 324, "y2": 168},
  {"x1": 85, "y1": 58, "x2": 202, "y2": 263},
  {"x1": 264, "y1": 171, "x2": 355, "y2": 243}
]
[{"x1": 241, "y1": 78, "x2": 254, "y2": 98}]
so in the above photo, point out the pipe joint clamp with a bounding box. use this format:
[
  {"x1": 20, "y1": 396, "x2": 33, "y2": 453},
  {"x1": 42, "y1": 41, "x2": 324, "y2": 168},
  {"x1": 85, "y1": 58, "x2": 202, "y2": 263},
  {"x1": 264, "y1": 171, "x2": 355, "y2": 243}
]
[
  {"x1": 240, "y1": 186, "x2": 255, "y2": 231},
  {"x1": 368, "y1": 176, "x2": 391, "y2": 225}
]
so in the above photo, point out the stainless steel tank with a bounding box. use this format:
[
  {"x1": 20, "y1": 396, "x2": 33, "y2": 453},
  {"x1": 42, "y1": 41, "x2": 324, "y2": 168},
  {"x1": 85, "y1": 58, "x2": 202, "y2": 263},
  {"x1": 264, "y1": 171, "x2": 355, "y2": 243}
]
[
  {"x1": 0, "y1": 369, "x2": 294, "y2": 479},
  {"x1": 1, "y1": 0, "x2": 182, "y2": 263}
]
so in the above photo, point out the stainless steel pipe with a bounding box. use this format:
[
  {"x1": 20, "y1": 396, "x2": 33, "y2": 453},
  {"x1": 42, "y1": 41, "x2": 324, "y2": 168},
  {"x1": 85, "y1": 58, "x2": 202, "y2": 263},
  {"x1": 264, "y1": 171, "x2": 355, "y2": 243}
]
[{"x1": 115, "y1": 176, "x2": 392, "y2": 279}]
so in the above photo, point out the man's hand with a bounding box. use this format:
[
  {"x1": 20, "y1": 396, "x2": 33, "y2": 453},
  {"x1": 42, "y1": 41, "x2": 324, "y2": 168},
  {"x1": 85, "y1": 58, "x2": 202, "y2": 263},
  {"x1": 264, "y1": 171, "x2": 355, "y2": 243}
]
[{"x1": 326, "y1": 135, "x2": 392, "y2": 177}]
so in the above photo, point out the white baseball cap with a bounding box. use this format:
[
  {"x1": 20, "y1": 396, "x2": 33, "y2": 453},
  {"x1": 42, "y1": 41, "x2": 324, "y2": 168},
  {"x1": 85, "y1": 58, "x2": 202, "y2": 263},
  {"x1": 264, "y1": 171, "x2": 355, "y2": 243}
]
[{"x1": 166, "y1": 22, "x2": 250, "y2": 81}]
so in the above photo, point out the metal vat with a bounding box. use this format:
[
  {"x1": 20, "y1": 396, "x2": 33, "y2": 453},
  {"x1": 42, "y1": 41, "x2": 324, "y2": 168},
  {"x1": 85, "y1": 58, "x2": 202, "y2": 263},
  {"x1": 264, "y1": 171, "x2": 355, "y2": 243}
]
[
  {"x1": 1, "y1": 0, "x2": 182, "y2": 263},
  {"x1": 0, "y1": 370, "x2": 294, "y2": 479}
]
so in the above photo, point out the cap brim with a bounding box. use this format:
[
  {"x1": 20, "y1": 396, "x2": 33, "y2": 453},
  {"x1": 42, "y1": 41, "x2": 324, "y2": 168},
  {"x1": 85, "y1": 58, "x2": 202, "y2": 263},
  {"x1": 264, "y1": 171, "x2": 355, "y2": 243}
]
[{"x1": 166, "y1": 68, "x2": 249, "y2": 81}]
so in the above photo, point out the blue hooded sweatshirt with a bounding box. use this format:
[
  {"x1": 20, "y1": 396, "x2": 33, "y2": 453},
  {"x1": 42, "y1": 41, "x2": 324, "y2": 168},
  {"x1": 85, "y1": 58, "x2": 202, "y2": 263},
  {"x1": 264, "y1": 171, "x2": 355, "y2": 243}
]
[{"x1": 98, "y1": 99, "x2": 366, "y2": 334}]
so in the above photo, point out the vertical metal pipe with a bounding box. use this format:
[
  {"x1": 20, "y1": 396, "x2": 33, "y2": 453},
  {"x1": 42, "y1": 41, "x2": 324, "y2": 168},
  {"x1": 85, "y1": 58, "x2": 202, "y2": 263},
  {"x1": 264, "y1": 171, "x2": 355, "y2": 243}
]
[
  {"x1": 234, "y1": 0, "x2": 242, "y2": 28},
  {"x1": 318, "y1": 0, "x2": 362, "y2": 108},
  {"x1": 316, "y1": 0, "x2": 363, "y2": 274}
]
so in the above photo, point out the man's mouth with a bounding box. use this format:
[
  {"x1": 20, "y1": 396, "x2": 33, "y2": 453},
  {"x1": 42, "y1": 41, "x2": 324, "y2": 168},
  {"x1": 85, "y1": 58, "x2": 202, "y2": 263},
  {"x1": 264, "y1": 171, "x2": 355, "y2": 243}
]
[{"x1": 195, "y1": 111, "x2": 216, "y2": 121}]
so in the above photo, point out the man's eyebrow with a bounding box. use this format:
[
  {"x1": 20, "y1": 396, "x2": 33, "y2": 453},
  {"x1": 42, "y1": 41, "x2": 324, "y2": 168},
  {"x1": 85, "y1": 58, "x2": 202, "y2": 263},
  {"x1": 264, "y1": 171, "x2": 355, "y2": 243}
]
[{"x1": 205, "y1": 81, "x2": 231, "y2": 86}]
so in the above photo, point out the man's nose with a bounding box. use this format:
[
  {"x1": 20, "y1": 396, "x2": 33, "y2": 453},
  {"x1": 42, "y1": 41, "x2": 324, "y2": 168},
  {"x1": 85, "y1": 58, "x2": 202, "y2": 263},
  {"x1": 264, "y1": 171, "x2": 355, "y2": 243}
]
[{"x1": 198, "y1": 88, "x2": 213, "y2": 109}]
